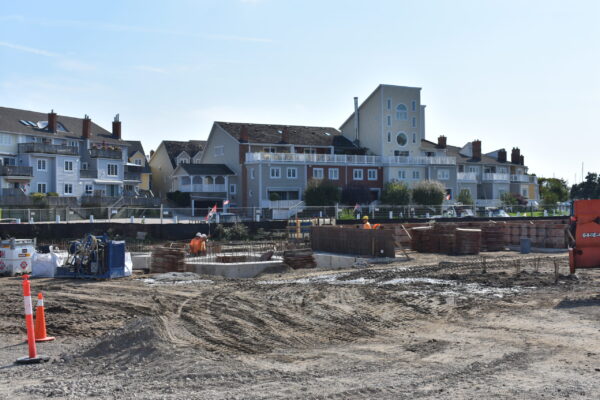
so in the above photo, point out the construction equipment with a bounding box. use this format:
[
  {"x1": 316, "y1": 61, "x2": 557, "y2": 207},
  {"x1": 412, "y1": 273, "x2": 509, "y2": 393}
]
[
  {"x1": 568, "y1": 200, "x2": 600, "y2": 274},
  {"x1": 55, "y1": 234, "x2": 126, "y2": 279},
  {"x1": 0, "y1": 238, "x2": 36, "y2": 276}
]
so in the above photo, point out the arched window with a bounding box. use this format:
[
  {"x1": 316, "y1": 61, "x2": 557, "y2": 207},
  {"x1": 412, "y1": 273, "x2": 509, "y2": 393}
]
[
  {"x1": 396, "y1": 104, "x2": 408, "y2": 120},
  {"x1": 205, "y1": 176, "x2": 214, "y2": 184},
  {"x1": 396, "y1": 132, "x2": 408, "y2": 147},
  {"x1": 181, "y1": 176, "x2": 191, "y2": 185},
  {"x1": 215, "y1": 176, "x2": 225, "y2": 184},
  {"x1": 192, "y1": 176, "x2": 202, "y2": 184}
]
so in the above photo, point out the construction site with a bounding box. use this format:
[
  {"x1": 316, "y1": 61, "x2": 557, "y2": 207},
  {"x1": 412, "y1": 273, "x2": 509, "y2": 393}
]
[{"x1": 1, "y1": 204, "x2": 600, "y2": 399}]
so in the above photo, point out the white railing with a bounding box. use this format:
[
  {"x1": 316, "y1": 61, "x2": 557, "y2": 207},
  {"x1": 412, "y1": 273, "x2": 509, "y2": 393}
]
[
  {"x1": 457, "y1": 172, "x2": 478, "y2": 181},
  {"x1": 511, "y1": 174, "x2": 529, "y2": 183},
  {"x1": 245, "y1": 152, "x2": 456, "y2": 165},
  {"x1": 177, "y1": 183, "x2": 227, "y2": 193},
  {"x1": 483, "y1": 173, "x2": 510, "y2": 182},
  {"x1": 261, "y1": 199, "x2": 303, "y2": 209}
]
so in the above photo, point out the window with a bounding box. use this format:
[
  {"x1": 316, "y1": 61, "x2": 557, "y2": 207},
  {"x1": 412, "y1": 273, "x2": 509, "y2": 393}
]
[
  {"x1": 0, "y1": 134, "x2": 13, "y2": 145},
  {"x1": 412, "y1": 170, "x2": 420, "y2": 180},
  {"x1": 398, "y1": 170, "x2": 407, "y2": 179},
  {"x1": 178, "y1": 158, "x2": 189, "y2": 165},
  {"x1": 37, "y1": 159, "x2": 46, "y2": 171},
  {"x1": 437, "y1": 169, "x2": 450, "y2": 180},
  {"x1": 70, "y1": 141, "x2": 78, "y2": 148},
  {"x1": 412, "y1": 133, "x2": 416, "y2": 143},
  {"x1": 498, "y1": 167, "x2": 507, "y2": 174},
  {"x1": 134, "y1": 159, "x2": 142, "y2": 166},
  {"x1": 181, "y1": 176, "x2": 191, "y2": 185},
  {"x1": 394, "y1": 150, "x2": 409, "y2": 156},
  {"x1": 312, "y1": 168, "x2": 324, "y2": 179},
  {"x1": 214, "y1": 146, "x2": 224, "y2": 156},
  {"x1": 270, "y1": 167, "x2": 281, "y2": 179},
  {"x1": 3, "y1": 157, "x2": 16, "y2": 166},
  {"x1": 64, "y1": 183, "x2": 73, "y2": 194},
  {"x1": 396, "y1": 132, "x2": 408, "y2": 146},
  {"x1": 446, "y1": 189, "x2": 452, "y2": 201},
  {"x1": 107, "y1": 164, "x2": 118, "y2": 176},
  {"x1": 250, "y1": 168, "x2": 255, "y2": 179},
  {"x1": 263, "y1": 147, "x2": 276, "y2": 153},
  {"x1": 522, "y1": 188, "x2": 528, "y2": 197},
  {"x1": 387, "y1": 99, "x2": 391, "y2": 109},
  {"x1": 387, "y1": 132, "x2": 391, "y2": 142},
  {"x1": 412, "y1": 117, "x2": 416, "y2": 128},
  {"x1": 287, "y1": 167, "x2": 297, "y2": 179},
  {"x1": 230, "y1": 184, "x2": 236, "y2": 194},
  {"x1": 81, "y1": 162, "x2": 88, "y2": 170},
  {"x1": 387, "y1": 116, "x2": 391, "y2": 126},
  {"x1": 37, "y1": 183, "x2": 46, "y2": 193},
  {"x1": 328, "y1": 168, "x2": 339, "y2": 180},
  {"x1": 396, "y1": 104, "x2": 408, "y2": 120},
  {"x1": 85, "y1": 184, "x2": 93, "y2": 195},
  {"x1": 353, "y1": 169, "x2": 363, "y2": 180},
  {"x1": 467, "y1": 166, "x2": 478, "y2": 173},
  {"x1": 368, "y1": 169, "x2": 377, "y2": 181},
  {"x1": 411, "y1": 100, "x2": 417, "y2": 112},
  {"x1": 64, "y1": 160, "x2": 73, "y2": 171}
]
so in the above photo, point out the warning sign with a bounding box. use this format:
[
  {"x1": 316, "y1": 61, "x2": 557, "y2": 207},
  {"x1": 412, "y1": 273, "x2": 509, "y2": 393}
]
[{"x1": 20, "y1": 261, "x2": 27, "y2": 269}]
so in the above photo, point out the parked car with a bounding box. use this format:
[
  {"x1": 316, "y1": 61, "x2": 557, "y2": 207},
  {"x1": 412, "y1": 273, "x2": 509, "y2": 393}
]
[
  {"x1": 527, "y1": 200, "x2": 540, "y2": 210},
  {"x1": 486, "y1": 207, "x2": 510, "y2": 218}
]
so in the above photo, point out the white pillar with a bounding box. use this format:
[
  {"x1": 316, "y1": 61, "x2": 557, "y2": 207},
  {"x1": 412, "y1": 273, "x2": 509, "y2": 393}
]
[
  {"x1": 55, "y1": 215, "x2": 60, "y2": 223},
  {"x1": 389, "y1": 211, "x2": 393, "y2": 219},
  {"x1": 90, "y1": 215, "x2": 94, "y2": 223},
  {"x1": 130, "y1": 216, "x2": 134, "y2": 223},
  {"x1": 160, "y1": 204, "x2": 164, "y2": 224}
]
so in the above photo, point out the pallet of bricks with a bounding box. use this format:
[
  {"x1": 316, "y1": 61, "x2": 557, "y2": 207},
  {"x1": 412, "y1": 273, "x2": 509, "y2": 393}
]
[
  {"x1": 410, "y1": 223, "x2": 481, "y2": 255},
  {"x1": 505, "y1": 220, "x2": 568, "y2": 249},
  {"x1": 150, "y1": 244, "x2": 186, "y2": 273}
]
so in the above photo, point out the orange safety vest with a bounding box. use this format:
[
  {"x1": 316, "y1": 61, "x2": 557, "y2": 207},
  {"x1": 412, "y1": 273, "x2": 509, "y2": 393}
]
[
  {"x1": 363, "y1": 221, "x2": 372, "y2": 229},
  {"x1": 190, "y1": 238, "x2": 203, "y2": 254}
]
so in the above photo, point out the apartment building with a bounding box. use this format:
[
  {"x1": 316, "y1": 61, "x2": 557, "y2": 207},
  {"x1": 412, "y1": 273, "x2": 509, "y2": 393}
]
[{"x1": 0, "y1": 107, "x2": 147, "y2": 205}]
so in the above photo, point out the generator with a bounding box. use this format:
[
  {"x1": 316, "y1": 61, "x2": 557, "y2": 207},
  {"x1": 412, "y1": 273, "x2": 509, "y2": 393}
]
[
  {"x1": 0, "y1": 238, "x2": 36, "y2": 276},
  {"x1": 55, "y1": 234, "x2": 126, "y2": 279},
  {"x1": 569, "y1": 200, "x2": 600, "y2": 274}
]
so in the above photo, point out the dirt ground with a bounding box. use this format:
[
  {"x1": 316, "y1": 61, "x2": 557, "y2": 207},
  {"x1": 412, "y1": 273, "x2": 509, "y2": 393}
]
[{"x1": 1, "y1": 250, "x2": 600, "y2": 399}]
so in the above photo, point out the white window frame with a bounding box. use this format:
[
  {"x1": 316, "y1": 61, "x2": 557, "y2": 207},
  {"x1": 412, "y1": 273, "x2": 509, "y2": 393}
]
[
  {"x1": 412, "y1": 170, "x2": 420, "y2": 180},
  {"x1": 396, "y1": 132, "x2": 408, "y2": 147},
  {"x1": 396, "y1": 104, "x2": 408, "y2": 120},
  {"x1": 353, "y1": 169, "x2": 363, "y2": 180},
  {"x1": 270, "y1": 167, "x2": 281, "y2": 179},
  {"x1": 134, "y1": 159, "x2": 142, "y2": 166},
  {"x1": 367, "y1": 169, "x2": 377, "y2": 181},
  {"x1": 64, "y1": 160, "x2": 73, "y2": 172},
  {"x1": 437, "y1": 169, "x2": 450, "y2": 180},
  {"x1": 37, "y1": 159, "x2": 46, "y2": 171},
  {"x1": 64, "y1": 183, "x2": 73, "y2": 195},
  {"x1": 230, "y1": 184, "x2": 236, "y2": 194},
  {"x1": 387, "y1": 115, "x2": 391, "y2": 126},
  {"x1": 286, "y1": 167, "x2": 297, "y2": 179},
  {"x1": 387, "y1": 132, "x2": 391, "y2": 142},
  {"x1": 214, "y1": 146, "x2": 224, "y2": 157},
  {"x1": 328, "y1": 168, "x2": 339, "y2": 180},
  {"x1": 85, "y1": 184, "x2": 93, "y2": 195},
  {"x1": 312, "y1": 168, "x2": 324, "y2": 180},
  {"x1": 398, "y1": 170, "x2": 407, "y2": 179},
  {"x1": 37, "y1": 183, "x2": 47, "y2": 193},
  {"x1": 467, "y1": 166, "x2": 478, "y2": 173},
  {"x1": 107, "y1": 164, "x2": 118, "y2": 176}
]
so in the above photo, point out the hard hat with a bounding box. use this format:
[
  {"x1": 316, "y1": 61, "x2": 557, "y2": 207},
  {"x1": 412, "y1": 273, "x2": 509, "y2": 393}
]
[
  {"x1": 202, "y1": 234, "x2": 207, "y2": 238},
  {"x1": 362, "y1": 215, "x2": 369, "y2": 220},
  {"x1": 196, "y1": 232, "x2": 202, "y2": 237}
]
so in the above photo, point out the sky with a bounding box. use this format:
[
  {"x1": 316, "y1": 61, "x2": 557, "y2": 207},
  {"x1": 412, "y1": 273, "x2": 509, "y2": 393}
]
[{"x1": 0, "y1": 0, "x2": 598, "y2": 184}]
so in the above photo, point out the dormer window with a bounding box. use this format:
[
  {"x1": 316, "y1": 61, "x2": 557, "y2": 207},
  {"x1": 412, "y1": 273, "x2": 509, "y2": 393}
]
[{"x1": 134, "y1": 159, "x2": 142, "y2": 166}]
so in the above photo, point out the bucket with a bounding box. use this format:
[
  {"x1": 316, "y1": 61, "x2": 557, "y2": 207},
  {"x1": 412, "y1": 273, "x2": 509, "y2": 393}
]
[
  {"x1": 520, "y1": 238, "x2": 531, "y2": 254},
  {"x1": 0, "y1": 238, "x2": 36, "y2": 276}
]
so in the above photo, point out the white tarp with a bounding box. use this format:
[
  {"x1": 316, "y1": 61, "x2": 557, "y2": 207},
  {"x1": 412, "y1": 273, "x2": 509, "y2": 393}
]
[
  {"x1": 124, "y1": 252, "x2": 132, "y2": 277},
  {"x1": 32, "y1": 252, "x2": 67, "y2": 278}
]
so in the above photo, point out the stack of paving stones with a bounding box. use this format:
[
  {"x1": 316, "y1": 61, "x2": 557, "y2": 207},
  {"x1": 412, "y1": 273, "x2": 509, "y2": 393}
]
[
  {"x1": 283, "y1": 248, "x2": 316, "y2": 269},
  {"x1": 434, "y1": 223, "x2": 457, "y2": 255},
  {"x1": 150, "y1": 246, "x2": 185, "y2": 273},
  {"x1": 481, "y1": 223, "x2": 506, "y2": 251},
  {"x1": 410, "y1": 226, "x2": 433, "y2": 252},
  {"x1": 454, "y1": 228, "x2": 482, "y2": 255}
]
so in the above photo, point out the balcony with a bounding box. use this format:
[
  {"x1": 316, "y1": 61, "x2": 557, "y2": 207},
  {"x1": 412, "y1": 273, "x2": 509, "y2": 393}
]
[
  {"x1": 0, "y1": 165, "x2": 33, "y2": 177},
  {"x1": 510, "y1": 174, "x2": 529, "y2": 183},
  {"x1": 457, "y1": 172, "x2": 478, "y2": 182},
  {"x1": 89, "y1": 148, "x2": 122, "y2": 159},
  {"x1": 482, "y1": 173, "x2": 510, "y2": 182},
  {"x1": 178, "y1": 183, "x2": 227, "y2": 193},
  {"x1": 245, "y1": 152, "x2": 456, "y2": 165},
  {"x1": 124, "y1": 171, "x2": 141, "y2": 181},
  {"x1": 80, "y1": 169, "x2": 97, "y2": 179},
  {"x1": 18, "y1": 142, "x2": 78, "y2": 156}
]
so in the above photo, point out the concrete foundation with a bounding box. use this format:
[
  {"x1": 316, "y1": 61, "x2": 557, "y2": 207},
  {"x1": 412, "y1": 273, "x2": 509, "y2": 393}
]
[{"x1": 185, "y1": 256, "x2": 285, "y2": 278}]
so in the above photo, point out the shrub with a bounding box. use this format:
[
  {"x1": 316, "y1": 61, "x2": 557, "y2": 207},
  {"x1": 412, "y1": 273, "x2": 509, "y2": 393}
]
[
  {"x1": 338, "y1": 209, "x2": 356, "y2": 220},
  {"x1": 381, "y1": 181, "x2": 410, "y2": 205},
  {"x1": 30, "y1": 192, "x2": 47, "y2": 206},
  {"x1": 341, "y1": 184, "x2": 371, "y2": 205},
  {"x1": 269, "y1": 192, "x2": 281, "y2": 201},
  {"x1": 457, "y1": 189, "x2": 474, "y2": 205},
  {"x1": 412, "y1": 180, "x2": 446, "y2": 206},
  {"x1": 304, "y1": 179, "x2": 341, "y2": 206},
  {"x1": 228, "y1": 223, "x2": 250, "y2": 241},
  {"x1": 47, "y1": 192, "x2": 58, "y2": 197},
  {"x1": 166, "y1": 191, "x2": 190, "y2": 207}
]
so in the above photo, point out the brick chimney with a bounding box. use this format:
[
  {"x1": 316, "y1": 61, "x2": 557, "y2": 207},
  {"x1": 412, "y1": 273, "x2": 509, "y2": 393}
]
[
  {"x1": 47, "y1": 109, "x2": 57, "y2": 133},
  {"x1": 82, "y1": 115, "x2": 92, "y2": 139},
  {"x1": 520, "y1": 155, "x2": 525, "y2": 166},
  {"x1": 472, "y1": 140, "x2": 482, "y2": 161},
  {"x1": 497, "y1": 149, "x2": 507, "y2": 162},
  {"x1": 112, "y1": 114, "x2": 121, "y2": 140},
  {"x1": 511, "y1": 147, "x2": 521, "y2": 164},
  {"x1": 239, "y1": 125, "x2": 249, "y2": 143},
  {"x1": 281, "y1": 126, "x2": 290, "y2": 144},
  {"x1": 437, "y1": 135, "x2": 447, "y2": 149}
]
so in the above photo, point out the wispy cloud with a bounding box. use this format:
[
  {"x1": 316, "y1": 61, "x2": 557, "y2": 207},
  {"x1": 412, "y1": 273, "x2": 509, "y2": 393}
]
[{"x1": 0, "y1": 41, "x2": 58, "y2": 57}]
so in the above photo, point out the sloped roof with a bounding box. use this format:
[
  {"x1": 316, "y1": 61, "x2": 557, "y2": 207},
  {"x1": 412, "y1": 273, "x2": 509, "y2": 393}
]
[
  {"x1": 0, "y1": 106, "x2": 121, "y2": 144},
  {"x1": 421, "y1": 139, "x2": 520, "y2": 166},
  {"x1": 215, "y1": 122, "x2": 355, "y2": 148},
  {"x1": 163, "y1": 140, "x2": 207, "y2": 168},
  {"x1": 123, "y1": 140, "x2": 151, "y2": 173},
  {"x1": 179, "y1": 163, "x2": 234, "y2": 175}
]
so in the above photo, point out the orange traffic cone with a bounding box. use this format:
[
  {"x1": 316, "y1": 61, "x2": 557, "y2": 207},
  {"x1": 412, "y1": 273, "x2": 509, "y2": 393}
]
[{"x1": 34, "y1": 292, "x2": 55, "y2": 342}]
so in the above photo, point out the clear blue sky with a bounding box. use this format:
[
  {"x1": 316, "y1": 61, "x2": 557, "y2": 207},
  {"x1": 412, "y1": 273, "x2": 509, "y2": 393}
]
[{"x1": 1, "y1": 0, "x2": 598, "y2": 183}]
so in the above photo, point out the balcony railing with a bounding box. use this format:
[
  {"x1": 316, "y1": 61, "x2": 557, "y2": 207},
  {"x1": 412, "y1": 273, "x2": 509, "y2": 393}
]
[
  {"x1": 80, "y1": 169, "x2": 97, "y2": 179},
  {"x1": 476, "y1": 199, "x2": 502, "y2": 207},
  {"x1": 457, "y1": 172, "x2": 478, "y2": 182},
  {"x1": 510, "y1": 174, "x2": 529, "y2": 183},
  {"x1": 245, "y1": 152, "x2": 456, "y2": 165},
  {"x1": 482, "y1": 173, "x2": 510, "y2": 182},
  {"x1": 18, "y1": 143, "x2": 78, "y2": 156},
  {"x1": 0, "y1": 165, "x2": 33, "y2": 177},
  {"x1": 124, "y1": 171, "x2": 141, "y2": 181},
  {"x1": 89, "y1": 148, "x2": 122, "y2": 159},
  {"x1": 177, "y1": 183, "x2": 227, "y2": 193}
]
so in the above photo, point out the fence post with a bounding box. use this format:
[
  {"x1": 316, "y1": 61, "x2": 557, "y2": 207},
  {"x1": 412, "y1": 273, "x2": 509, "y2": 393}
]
[
  {"x1": 65, "y1": 207, "x2": 69, "y2": 223},
  {"x1": 160, "y1": 204, "x2": 164, "y2": 224},
  {"x1": 27, "y1": 209, "x2": 30, "y2": 222},
  {"x1": 130, "y1": 216, "x2": 134, "y2": 223},
  {"x1": 389, "y1": 210, "x2": 393, "y2": 219},
  {"x1": 90, "y1": 215, "x2": 94, "y2": 223},
  {"x1": 335, "y1": 203, "x2": 339, "y2": 218}
]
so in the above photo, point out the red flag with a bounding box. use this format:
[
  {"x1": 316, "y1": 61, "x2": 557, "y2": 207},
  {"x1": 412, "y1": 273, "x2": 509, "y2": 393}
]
[
  {"x1": 446, "y1": 194, "x2": 451, "y2": 200},
  {"x1": 223, "y1": 199, "x2": 230, "y2": 205},
  {"x1": 205, "y1": 204, "x2": 217, "y2": 221},
  {"x1": 353, "y1": 203, "x2": 360, "y2": 211}
]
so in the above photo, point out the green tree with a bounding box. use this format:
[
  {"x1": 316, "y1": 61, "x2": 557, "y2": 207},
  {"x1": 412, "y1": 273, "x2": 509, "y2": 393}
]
[
  {"x1": 570, "y1": 173, "x2": 600, "y2": 199},
  {"x1": 381, "y1": 182, "x2": 410, "y2": 205},
  {"x1": 457, "y1": 189, "x2": 474, "y2": 205},
  {"x1": 341, "y1": 184, "x2": 372, "y2": 205},
  {"x1": 501, "y1": 192, "x2": 517, "y2": 206},
  {"x1": 538, "y1": 177, "x2": 569, "y2": 206},
  {"x1": 304, "y1": 179, "x2": 341, "y2": 206},
  {"x1": 412, "y1": 180, "x2": 446, "y2": 206}
]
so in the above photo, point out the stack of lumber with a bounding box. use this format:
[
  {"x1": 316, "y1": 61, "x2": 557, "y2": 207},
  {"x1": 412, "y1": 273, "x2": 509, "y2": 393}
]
[
  {"x1": 481, "y1": 223, "x2": 506, "y2": 251},
  {"x1": 455, "y1": 228, "x2": 482, "y2": 255},
  {"x1": 150, "y1": 246, "x2": 185, "y2": 273},
  {"x1": 283, "y1": 248, "x2": 316, "y2": 269}
]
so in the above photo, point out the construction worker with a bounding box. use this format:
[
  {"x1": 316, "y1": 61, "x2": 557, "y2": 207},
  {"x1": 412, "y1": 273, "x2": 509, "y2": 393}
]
[
  {"x1": 190, "y1": 233, "x2": 203, "y2": 256},
  {"x1": 362, "y1": 215, "x2": 372, "y2": 229},
  {"x1": 200, "y1": 233, "x2": 208, "y2": 256}
]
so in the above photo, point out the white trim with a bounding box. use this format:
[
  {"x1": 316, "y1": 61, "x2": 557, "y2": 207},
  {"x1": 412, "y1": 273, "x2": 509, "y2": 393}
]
[
  {"x1": 36, "y1": 159, "x2": 46, "y2": 171},
  {"x1": 353, "y1": 169, "x2": 363, "y2": 180},
  {"x1": 269, "y1": 167, "x2": 281, "y2": 179},
  {"x1": 396, "y1": 132, "x2": 408, "y2": 147},
  {"x1": 37, "y1": 182, "x2": 47, "y2": 193},
  {"x1": 312, "y1": 167, "x2": 324, "y2": 180},
  {"x1": 286, "y1": 167, "x2": 298, "y2": 179},
  {"x1": 328, "y1": 167, "x2": 339, "y2": 180},
  {"x1": 367, "y1": 169, "x2": 377, "y2": 181}
]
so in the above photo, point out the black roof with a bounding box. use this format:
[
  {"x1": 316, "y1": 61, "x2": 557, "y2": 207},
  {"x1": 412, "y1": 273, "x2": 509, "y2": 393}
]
[
  {"x1": 179, "y1": 163, "x2": 234, "y2": 175},
  {"x1": 163, "y1": 140, "x2": 207, "y2": 168},
  {"x1": 0, "y1": 106, "x2": 122, "y2": 144},
  {"x1": 421, "y1": 139, "x2": 521, "y2": 166}
]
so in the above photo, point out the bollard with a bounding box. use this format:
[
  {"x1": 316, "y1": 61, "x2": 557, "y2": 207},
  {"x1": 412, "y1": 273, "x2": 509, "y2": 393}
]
[
  {"x1": 55, "y1": 215, "x2": 60, "y2": 223},
  {"x1": 16, "y1": 276, "x2": 49, "y2": 364},
  {"x1": 426, "y1": 212, "x2": 430, "y2": 219},
  {"x1": 130, "y1": 216, "x2": 134, "y2": 224},
  {"x1": 356, "y1": 213, "x2": 361, "y2": 220},
  {"x1": 16, "y1": 218, "x2": 21, "y2": 224},
  {"x1": 389, "y1": 211, "x2": 393, "y2": 219},
  {"x1": 34, "y1": 293, "x2": 55, "y2": 342},
  {"x1": 29, "y1": 217, "x2": 34, "y2": 224},
  {"x1": 173, "y1": 215, "x2": 178, "y2": 224},
  {"x1": 90, "y1": 215, "x2": 94, "y2": 223}
]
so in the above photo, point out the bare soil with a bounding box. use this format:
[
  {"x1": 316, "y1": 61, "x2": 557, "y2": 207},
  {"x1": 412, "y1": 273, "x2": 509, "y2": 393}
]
[{"x1": 1, "y1": 251, "x2": 600, "y2": 399}]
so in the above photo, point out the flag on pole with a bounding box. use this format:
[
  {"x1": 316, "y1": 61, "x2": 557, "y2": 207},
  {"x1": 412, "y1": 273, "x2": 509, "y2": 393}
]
[
  {"x1": 445, "y1": 193, "x2": 451, "y2": 200},
  {"x1": 205, "y1": 204, "x2": 217, "y2": 221},
  {"x1": 223, "y1": 199, "x2": 230, "y2": 206},
  {"x1": 353, "y1": 203, "x2": 360, "y2": 211}
]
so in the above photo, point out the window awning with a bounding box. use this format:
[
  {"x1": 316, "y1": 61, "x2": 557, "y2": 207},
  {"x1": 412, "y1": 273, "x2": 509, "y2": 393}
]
[{"x1": 93, "y1": 179, "x2": 123, "y2": 185}]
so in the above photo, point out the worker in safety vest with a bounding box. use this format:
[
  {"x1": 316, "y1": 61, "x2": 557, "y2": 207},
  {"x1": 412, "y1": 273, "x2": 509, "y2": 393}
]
[
  {"x1": 190, "y1": 233, "x2": 203, "y2": 256},
  {"x1": 200, "y1": 234, "x2": 208, "y2": 256},
  {"x1": 362, "y1": 215, "x2": 372, "y2": 229}
]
